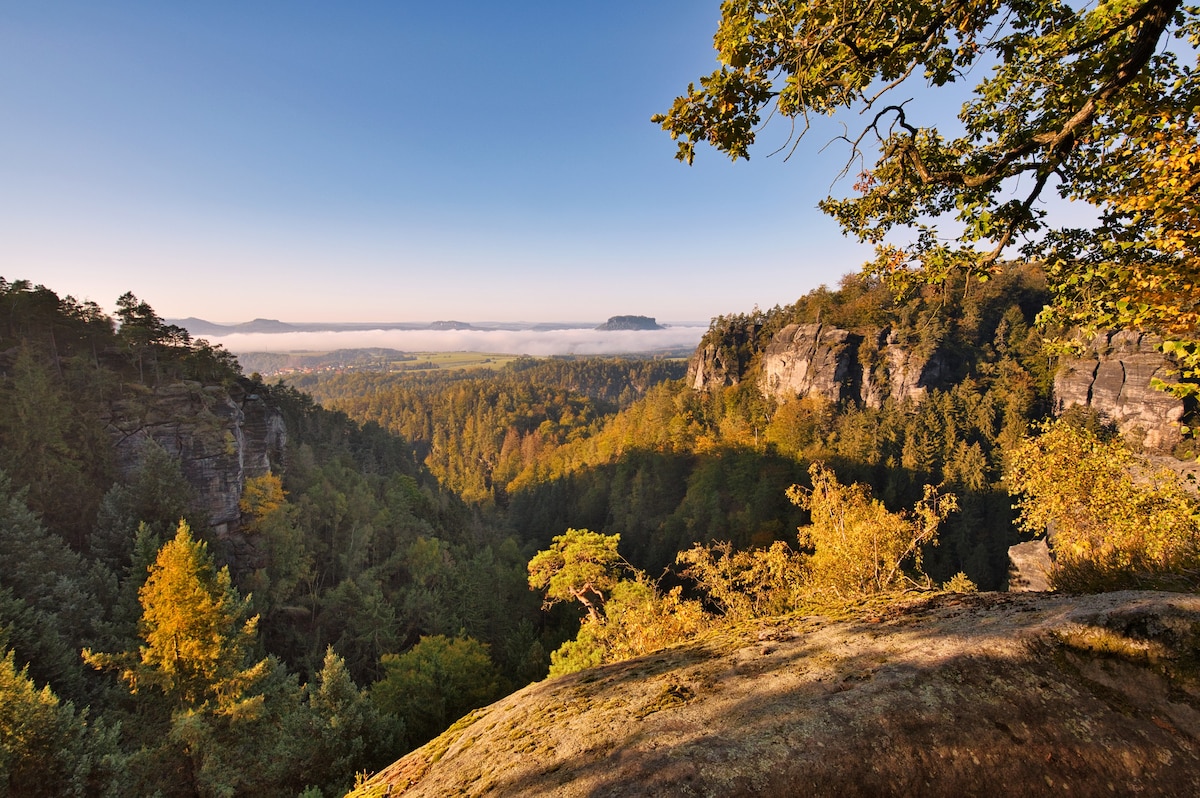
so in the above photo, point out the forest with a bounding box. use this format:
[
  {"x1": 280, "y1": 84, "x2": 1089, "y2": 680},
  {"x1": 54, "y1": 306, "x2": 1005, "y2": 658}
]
[
  {"x1": 4, "y1": 256, "x2": 1196, "y2": 796},
  {"x1": 0, "y1": 280, "x2": 552, "y2": 796}
]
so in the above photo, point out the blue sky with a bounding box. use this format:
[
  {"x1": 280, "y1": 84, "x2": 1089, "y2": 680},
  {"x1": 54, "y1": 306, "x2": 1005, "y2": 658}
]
[{"x1": 1, "y1": 1, "x2": 878, "y2": 323}]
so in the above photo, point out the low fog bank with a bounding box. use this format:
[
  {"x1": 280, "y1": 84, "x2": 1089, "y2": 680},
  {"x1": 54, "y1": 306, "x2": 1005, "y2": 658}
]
[{"x1": 206, "y1": 326, "x2": 708, "y2": 356}]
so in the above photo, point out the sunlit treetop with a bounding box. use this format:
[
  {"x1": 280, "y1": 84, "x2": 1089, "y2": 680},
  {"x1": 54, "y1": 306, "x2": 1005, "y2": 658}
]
[{"x1": 654, "y1": 0, "x2": 1199, "y2": 388}]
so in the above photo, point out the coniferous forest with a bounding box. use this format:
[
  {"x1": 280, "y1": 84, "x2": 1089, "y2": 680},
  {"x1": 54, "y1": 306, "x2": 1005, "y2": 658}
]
[{"x1": 2, "y1": 269, "x2": 1199, "y2": 796}]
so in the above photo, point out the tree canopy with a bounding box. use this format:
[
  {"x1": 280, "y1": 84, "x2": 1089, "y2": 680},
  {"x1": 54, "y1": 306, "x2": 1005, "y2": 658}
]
[
  {"x1": 654, "y1": 0, "x2": 1199, "y2": 383},
  {"x1": 527, "y1": 529, "x2": 625, "y2": 623},
  {"x1": 788, "y1": 463, "x2": 957, "y2": 596},
  {"x1": 85, "y1": 521, "x2": 266, "y2": 711}
]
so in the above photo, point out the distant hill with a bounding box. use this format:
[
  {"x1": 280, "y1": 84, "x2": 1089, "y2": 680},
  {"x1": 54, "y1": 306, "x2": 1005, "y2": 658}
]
[
  {"x1": 596, "y1": 315, "x2": 663, "y2": 331},
  {"x1": 170, "y1": 317, "x2": 298, "y2": 336},
  {"x1": 171, "y1": 317, "x2": 236, "y2": 337},
  {"x1": 168, "y1": 317, "x2": 615, "y2": 335},
  {"x1": 351, "y1": 590, "x2": 1200, "y2": 797},
  {"x1": 237, "y1": 318, "x2": 298, "y2": 333}
]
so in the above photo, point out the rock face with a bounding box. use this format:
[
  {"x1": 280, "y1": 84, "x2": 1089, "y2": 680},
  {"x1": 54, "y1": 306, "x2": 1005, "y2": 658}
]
[
  {"x1": 688, "y1": 320, "x2": 950, "y2": 407},
  {"x1": 353, "y1": 591, "x2": 1200, "y2": 798},
  {"x1": 686, "y1": 329, "x2": 760, "y2": 391},
  {"x1": 859, "y1": 330, "x2": 951, "y2": 408},
  {"x1": 105, "y1": 379, "x2": 286, "y2": 546},
  {"x1": 1053, "y1": 330, "x2": 1185, "y2": 452},
  {"x1": 687, "y1": 341, "x2": 738, "y2": 390},
  {"x1": 691, "y1": 320, "x2": 1185, "y2": 443},
  {"x1": 759, "y1": 323, "x2": 862, "y2": 404},
  {"x1": 753, "y1": 323, "x2": 948, "y2": 408},
  {"x1": 1006, "y1": 539, "x2": 1053, "y2": 592}
]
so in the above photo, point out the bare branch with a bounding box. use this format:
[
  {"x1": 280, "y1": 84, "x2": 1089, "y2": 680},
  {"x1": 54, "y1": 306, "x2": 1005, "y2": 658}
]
[{"x1": 982, "y1": 167, "x2": 1056, "y2": 264}]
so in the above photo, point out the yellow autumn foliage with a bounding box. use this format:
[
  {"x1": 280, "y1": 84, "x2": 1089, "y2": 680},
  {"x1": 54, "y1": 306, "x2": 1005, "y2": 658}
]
[{"x1": 1007, "y1": 419, "x2": 1200, "y2": 590}]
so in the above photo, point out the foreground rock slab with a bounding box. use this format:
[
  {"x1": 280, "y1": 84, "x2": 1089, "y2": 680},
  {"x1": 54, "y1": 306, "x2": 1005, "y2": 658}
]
[{"x1": 352, "y1": 592, "x2": 1200, "y2": 797}]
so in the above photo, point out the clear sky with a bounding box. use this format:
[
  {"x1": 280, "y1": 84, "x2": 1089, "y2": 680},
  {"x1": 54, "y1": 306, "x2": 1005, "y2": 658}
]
[{"x1": 0, "y1": 1, "x2": 879, "y2": 324}]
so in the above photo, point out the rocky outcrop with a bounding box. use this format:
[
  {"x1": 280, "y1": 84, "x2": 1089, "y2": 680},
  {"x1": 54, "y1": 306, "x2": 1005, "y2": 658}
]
[
  {"x1": 105, "y1": 380, "x2": 286, "y2": 542},
  {"x1": 755, "y1": 324, "x2": 949, "y2": 408},
  {"x1": 1007, "y1": 540, "x2": 1053, "y2": 591},
  {"x1": 686, "y1": 325, "x2": 761, "y2": 390},
  {"x1": 860, "y1": 330, "x2": 951, "y2": 408},
  {"x1": 686, "y1": 312, "x2": 791, "y2": 391},
  {"x1": 695, "y1": 318, "x2": 1185, "y2": 444},
  {"x1": 353, "y1": 591, "x2": 1200, "y2": 798},
  {"x1": 759, "y1": 323, "x2": 862, "y2": 404},
  {"x1": 1053, "y1": 330, "x2": 1185, "y2": 453},
  {"x1": 687, "y1": 341, "x2": 737, "y2": 390}
]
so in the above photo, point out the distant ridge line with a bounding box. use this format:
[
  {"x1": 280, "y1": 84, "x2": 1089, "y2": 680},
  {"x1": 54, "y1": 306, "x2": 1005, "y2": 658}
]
[{"x1": 169, "y1": 317, "x2": 707, "y2": 336}]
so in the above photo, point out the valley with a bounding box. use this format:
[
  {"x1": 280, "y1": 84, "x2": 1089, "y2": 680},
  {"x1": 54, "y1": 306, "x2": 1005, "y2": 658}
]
[{"x1": 1, "y1": 272, "x2": 1197, "y2": 797}]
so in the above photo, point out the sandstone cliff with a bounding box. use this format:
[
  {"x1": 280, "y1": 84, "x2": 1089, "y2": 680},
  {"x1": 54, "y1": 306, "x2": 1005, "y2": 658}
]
[
  {"x1": 104, "y1": 379, "x2": 286, "y2": 559},
  {"x1": 685, "y1": 329, "x2": 758, "y2": 391},
  {"x1": 758, "y1": 323, "x2": 862, "y2": 404},
  {"x1": 352, "y1": 591, "x2": 1200, "y2": 798},
  {"x1": 859, "y1": 329, "x2": 951, "y2": 408},
  {"x1": 1053, "y1": 330, "x2": 1186, "y2": 453},
  {"x1": 689, "y1": 318, "x2": 1185, "y2": 451},
  {"x1": 689, "y1": 321, "x2": 949, "y2": 408}
]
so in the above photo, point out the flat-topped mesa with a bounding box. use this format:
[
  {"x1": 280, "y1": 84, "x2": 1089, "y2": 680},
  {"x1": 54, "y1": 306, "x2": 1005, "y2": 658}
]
[
  {"x1": 1054, "y1": 329, "x2": 1186, "y2": 453},
  {"x1": 596, "y1": 315, "x2": 663, "y2": 331}
]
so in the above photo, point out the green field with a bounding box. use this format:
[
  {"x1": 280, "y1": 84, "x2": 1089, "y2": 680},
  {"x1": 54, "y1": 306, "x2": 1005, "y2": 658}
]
[
  {"x1": 235, "y1": 348, "x2": 524, "y2": 377},
  {"x1": 396, "y1": 352, "x2": 520, "y2": 371}
]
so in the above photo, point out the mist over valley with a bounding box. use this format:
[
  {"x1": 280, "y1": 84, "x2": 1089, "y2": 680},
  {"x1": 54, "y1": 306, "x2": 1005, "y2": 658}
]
[{"x1": 176, "y1": 319, "x2": 707, "y2": 360}]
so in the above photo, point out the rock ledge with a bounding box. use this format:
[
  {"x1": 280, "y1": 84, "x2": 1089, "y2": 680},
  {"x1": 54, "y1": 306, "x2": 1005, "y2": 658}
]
[{"x1": 354, "y1": 591, "x2": 1200, "y2": 798}]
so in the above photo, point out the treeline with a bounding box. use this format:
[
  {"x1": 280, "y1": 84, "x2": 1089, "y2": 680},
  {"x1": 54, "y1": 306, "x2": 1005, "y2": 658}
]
[
  {"x1": 289, "y1": 356, "x2": 686, "y2": 504},
  {"x1": 0, "y1": 279, "x2": 560, "y2": 796}
]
